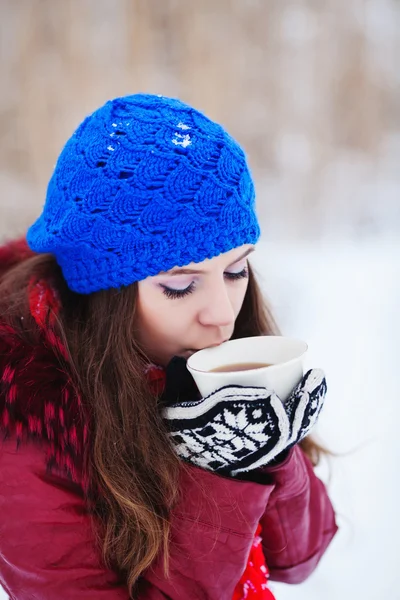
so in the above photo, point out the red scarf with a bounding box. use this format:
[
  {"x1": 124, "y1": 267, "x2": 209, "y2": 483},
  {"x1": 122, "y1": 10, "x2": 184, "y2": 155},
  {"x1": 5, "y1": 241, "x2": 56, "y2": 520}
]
[{"x1": 145, "y1": 364, "x2": 276, "y2": 600}]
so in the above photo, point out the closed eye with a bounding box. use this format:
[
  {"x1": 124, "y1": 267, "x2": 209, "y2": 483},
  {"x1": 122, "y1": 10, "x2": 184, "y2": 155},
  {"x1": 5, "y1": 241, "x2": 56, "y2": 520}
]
[
  {"x1": 161, "y1": 267, "x2": 249, "y2": 300},
  {"x1": 224, "y1": 268, "x2": 249, "y2": 281}
]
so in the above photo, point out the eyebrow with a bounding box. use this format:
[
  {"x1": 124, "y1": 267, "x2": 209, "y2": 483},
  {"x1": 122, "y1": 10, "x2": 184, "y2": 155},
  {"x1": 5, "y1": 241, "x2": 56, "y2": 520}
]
[{"x1": 161, "y1": 247, "x2": 255, "y2": 276}]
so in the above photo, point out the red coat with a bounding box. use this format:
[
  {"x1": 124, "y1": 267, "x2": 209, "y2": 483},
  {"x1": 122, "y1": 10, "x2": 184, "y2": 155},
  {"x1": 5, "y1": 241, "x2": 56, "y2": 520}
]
[{"x1": 0, "y1": 238, "x2": 338, "y2": 599}]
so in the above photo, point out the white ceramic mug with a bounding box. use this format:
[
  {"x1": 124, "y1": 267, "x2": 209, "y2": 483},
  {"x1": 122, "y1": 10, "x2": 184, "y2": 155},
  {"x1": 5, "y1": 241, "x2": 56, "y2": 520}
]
[{"x1": 186, "y1": 336, "x2": 308, "y2": 402}]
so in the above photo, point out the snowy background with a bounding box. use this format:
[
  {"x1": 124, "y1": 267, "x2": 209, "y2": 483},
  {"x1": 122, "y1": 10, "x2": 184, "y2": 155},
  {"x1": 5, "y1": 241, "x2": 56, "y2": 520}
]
[
  {"x1": 1, "y1": 1, "x2": 400, "y2": 598},
  {"x1": 252, "y1": 237, "x2": 400, "y2": 600}
]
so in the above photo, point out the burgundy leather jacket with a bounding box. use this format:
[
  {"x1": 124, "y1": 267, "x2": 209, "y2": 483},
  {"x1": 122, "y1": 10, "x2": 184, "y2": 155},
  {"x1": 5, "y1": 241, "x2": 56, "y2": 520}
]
[{"x1": 0, "y1": 238, "x2": 338, "y2": 599}]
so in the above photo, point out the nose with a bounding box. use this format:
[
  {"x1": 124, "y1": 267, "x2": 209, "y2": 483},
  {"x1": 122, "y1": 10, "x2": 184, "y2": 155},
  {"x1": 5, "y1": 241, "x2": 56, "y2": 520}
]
[{"x1": 198, "y1": 281, "x2": 236, "y2": 328}]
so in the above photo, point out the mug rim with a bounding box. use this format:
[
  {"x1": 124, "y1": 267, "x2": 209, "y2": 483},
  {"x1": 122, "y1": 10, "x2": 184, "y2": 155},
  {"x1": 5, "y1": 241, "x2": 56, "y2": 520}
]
[{"x1": 186, "y1": 335, "x2": 308, "y2": 374}]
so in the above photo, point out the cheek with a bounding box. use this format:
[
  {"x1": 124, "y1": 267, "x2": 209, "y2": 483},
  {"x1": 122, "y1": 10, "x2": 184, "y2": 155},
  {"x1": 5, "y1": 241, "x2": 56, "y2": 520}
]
[
  {"x1": 136, "y1": 283, "x2": 190, "y2": 341},
  {"x1": 137, "y1": 290, "x2": 163, "y2": 333},
  {"x1": 231, "y1": 278, "x2": 249, "y2": 314}
]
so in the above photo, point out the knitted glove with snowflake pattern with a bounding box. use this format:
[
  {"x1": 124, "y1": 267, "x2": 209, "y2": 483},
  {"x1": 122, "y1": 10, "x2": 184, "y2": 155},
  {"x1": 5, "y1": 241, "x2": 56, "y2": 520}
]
[{"x1": 162, "y1": 368, "x2": 327, "y2": 476}]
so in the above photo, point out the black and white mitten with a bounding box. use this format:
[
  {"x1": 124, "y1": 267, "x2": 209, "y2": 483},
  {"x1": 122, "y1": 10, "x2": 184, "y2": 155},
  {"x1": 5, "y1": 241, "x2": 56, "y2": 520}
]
[
  {"x1": 283, "y1": 368, "x2": 327, "y2": 450},
  {"x1": 162, "y1": 368, "x2": 327, "y2": 476}
]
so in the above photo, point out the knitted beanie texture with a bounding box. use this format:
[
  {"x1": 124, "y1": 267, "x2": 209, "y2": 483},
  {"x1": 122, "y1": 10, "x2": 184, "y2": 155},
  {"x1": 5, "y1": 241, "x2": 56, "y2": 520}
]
[{"x1": 27, "y1": 94, "x2": 260, "y2": 293}]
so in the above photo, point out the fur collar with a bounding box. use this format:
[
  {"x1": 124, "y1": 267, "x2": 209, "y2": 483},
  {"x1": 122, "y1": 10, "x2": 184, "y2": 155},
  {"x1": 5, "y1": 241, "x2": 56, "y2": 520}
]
[
  {"x1": 0, "y1": 237, "x2": 198, "y2": 495},
  {"x1": 0, "y1": 237, "x2": 91, "y2": 492}
]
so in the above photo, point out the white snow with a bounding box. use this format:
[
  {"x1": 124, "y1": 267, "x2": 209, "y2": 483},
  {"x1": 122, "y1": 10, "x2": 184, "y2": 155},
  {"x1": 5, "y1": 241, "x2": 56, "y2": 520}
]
[
  {"x1": 250, "y1": 236, "x2": 400, "y2": 600},
  {"x1": 172, "y1": 132, "x2": 191, "y2": 147}
]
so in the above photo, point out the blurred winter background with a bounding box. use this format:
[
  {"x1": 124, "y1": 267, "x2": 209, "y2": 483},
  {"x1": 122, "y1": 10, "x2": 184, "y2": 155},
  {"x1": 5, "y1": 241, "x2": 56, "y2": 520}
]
[{"x1": 0, "y1": 1, "x2": 399, "y2": 598}]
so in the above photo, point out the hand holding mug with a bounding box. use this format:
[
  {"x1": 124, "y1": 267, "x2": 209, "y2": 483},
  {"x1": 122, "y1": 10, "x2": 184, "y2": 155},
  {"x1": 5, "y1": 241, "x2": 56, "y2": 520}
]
[{"x1": 162, "y1": 365, "x2": 327, "y2": 476}]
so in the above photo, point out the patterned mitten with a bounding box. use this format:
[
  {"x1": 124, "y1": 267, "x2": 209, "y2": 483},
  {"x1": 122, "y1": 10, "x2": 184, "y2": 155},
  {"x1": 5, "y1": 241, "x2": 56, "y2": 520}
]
[
  {"x1": 162, "y1": 368, "x2": 327, "y2": 476},
  {"x1": 283, "y1": 368, "x2": 327, "y2": 451}
]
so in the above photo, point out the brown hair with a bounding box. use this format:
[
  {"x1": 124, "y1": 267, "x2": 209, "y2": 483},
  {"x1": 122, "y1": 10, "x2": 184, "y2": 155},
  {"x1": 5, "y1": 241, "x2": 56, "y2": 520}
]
[{"x1": 0, "y1": 248, "x2": 330, "y2": 597}]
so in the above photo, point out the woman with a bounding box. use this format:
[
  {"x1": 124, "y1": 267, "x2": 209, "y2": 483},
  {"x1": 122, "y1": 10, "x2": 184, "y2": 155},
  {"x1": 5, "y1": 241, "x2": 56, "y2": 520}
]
[{"x1": 0, "y1": 94, "x2": 337, "y2": 599}]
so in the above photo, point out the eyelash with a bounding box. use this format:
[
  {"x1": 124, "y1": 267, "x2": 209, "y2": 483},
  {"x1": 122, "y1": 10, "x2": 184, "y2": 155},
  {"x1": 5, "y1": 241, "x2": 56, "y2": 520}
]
[{"x1": 161, "y1": 268, "x2": 249, "y2": 300}]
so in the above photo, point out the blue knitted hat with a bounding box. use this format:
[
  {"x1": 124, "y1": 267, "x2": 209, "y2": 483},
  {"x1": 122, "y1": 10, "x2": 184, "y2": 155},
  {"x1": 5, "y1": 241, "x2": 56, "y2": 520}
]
[{"x1": 26, "y1": 94, "x2": 260, "y2": 294}]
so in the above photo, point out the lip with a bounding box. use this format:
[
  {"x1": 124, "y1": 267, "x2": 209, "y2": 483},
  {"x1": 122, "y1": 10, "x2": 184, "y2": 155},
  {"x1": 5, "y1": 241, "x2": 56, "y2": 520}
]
[{"x1": 187, "y1": 340, "x2": 228, "y2": 352}]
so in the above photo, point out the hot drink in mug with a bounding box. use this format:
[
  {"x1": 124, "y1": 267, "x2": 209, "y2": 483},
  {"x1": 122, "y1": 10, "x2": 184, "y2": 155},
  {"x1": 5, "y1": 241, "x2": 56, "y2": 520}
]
[{"x1": 187, "y1": 336, "x2": 308, "y2": 402}]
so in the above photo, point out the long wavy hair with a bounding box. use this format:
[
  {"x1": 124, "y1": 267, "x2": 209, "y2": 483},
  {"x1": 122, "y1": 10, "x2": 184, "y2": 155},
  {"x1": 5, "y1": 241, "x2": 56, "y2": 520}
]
[{"x1": 0, "y1": 246, "x2": 329, "y2": 597}]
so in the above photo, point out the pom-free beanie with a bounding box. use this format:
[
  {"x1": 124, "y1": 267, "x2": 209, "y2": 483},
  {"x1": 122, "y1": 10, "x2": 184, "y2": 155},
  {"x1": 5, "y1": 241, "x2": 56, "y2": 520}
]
[{"x1": 27, "y1": 93, "x2": 260, "y2": 294}]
